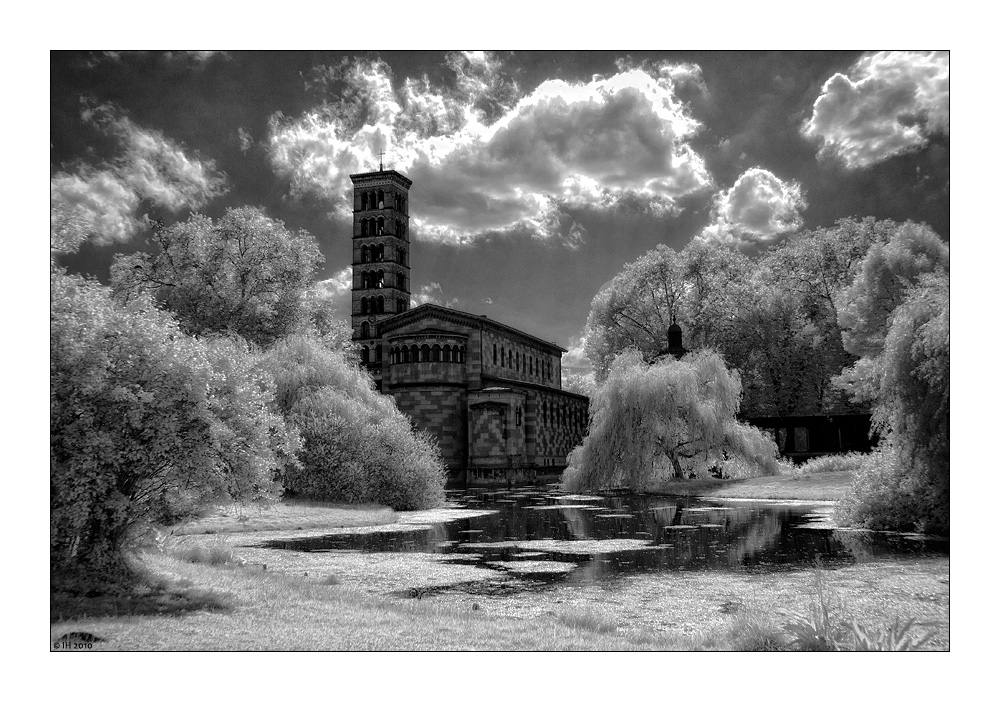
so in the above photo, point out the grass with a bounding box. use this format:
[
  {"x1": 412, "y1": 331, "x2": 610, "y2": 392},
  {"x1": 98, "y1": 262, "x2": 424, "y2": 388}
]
[
  {"x1": 51, "y1": 546, "x2": 948, "y2": 651},
  {"x1": 169, "y1": 498, "x2": 396, "y2": 535},
  {"x1": 650, "y1": 471, "x2": 855, "y2": 502}
]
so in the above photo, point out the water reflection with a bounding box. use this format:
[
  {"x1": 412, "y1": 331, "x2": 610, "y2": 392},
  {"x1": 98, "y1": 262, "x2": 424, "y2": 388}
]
[{"x1": 259, "y1": 487, "x2": 948, "y2": 591}]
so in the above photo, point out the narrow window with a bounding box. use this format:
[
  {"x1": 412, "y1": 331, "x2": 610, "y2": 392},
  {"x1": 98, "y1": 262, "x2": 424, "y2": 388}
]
[
  {"x1": 361, "y1": 297, "x2": 369, "y2": 315},
  {"x1": 361, "y1": 322, "x2": 370, "y2": 339},
  {"x1": 443, "y1": 345, "x2": 452, "y2": 363},
  {"x1": 493, "y1": 344, "x2": 498, "y2": 365},
  {"x1": 500, "y1": 346, "x2": 505, "y2": 367},
  {"x1": 432, "y1": 344, "x2": 441, "y2": 362},
  {"x1": 375, "y1": 345, "x2": 383, "y2": 363},
  {"x1": 421, "y1": 344, "x2": 430, "y2": 362},
  {"x1": 397, "y1": 299, "x2": 405, "y2": 313},
  {"x1": 410, "y1": 344, "x2": 419, "y2": 361},
  {"x1": 508, "y1": 349, "x2": 512, "y2": 368},
  {"x1": 516, "y1": 352, "x2": 520, "y2": 372},
  {"x1": 361, "y1": 346, "x2": 370, "y2": 363}
]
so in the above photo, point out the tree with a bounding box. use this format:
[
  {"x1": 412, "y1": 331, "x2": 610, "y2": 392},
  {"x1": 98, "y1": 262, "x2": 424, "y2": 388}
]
[
  {"x1": 50, "y1": 271, "x2": 291, "y2": 577},
  {"x1": 562, "y1": 349, "x2": 784, "y2": 492},
  {"x1": 258, "y1": 333, "x2": 447, "y2": 510},
  {"x1": 832, "y1": 224, "x2": 949, "y2": 534},
  {"x1": 584, "y1": 244, "x2": 688, "y2": 381},
  {"x1": 111, "y1": 207, "x2": 324, "y2": 347}
]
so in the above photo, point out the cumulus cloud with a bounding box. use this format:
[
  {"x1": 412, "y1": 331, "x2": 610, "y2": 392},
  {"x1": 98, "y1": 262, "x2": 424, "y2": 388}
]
[
  {"x1": 83, "y1": 103, "x2": 229, "y2": 210},
  {"x1": 802, "y1": 51, "x2": 949, "y2": 169},
  {"x1": 268, "y1": 55, "x2": 711, "y2": 245},
  {"x1": 51, "y1": 102, "x2": 229, "y2": 247},
  {"x1": 411, "y1": 282, "x2": 458, "y2": 308},
  {"x1": 561, "y1": 332, "x2": 596, "y2": 394},
  {"x1": 51, "y1": 170, "x2": 142, "y2": 246},
  {"x1": 696, "y1": 168, "x2": 806, "y2": 251}
]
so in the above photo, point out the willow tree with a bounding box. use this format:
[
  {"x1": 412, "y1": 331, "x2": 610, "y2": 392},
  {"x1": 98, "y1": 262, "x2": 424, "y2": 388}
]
[{"x1": 562, "y1": 349, "x2": 784, "y2": 492}]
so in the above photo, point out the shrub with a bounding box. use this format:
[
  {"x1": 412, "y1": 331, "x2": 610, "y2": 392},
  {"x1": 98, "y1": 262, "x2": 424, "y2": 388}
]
[
  {"x1": 260, "y1": 334, "x2": 447, "y2": 510},
  {"x1": 835, "y1": 446, "x2": 948, "y2": 535},
  {"x1": 51, "y1": 271, "x2": 292, "y2": 579},
  {"x1": 799, "y1": 452, "x2": 866, "y2": 474}
]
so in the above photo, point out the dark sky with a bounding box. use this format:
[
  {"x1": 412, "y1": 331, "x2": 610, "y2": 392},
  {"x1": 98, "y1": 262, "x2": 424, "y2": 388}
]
[{"x1": 50, "y1": 50, "x2": 949, "y2": 371}]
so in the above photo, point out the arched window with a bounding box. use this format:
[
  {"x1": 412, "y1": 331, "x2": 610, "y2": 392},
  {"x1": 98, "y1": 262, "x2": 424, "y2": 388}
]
[
  {"x1": 410, "y1": 344, "x2": 419, "y2": 361},
  {"x1": 516, "y1": 352, "x2": 520, "y2": 372},
  {"x1": 361, "y1": 322, "x2": 370, "y2": 339},
  {"x1": 397, "y1": 247, "x2": 406, "y2": 266},
  {"x1": 375, "y1": 244, "x2": 384, "y2": 261},
  {"x1": 378, "y1": 189, "x2": 385, "y2": 208},
  {"x1": 376, "y1": 270, "x2": 384, "y2": 288},
  {"x1": 443, "y1": 344, "x2": 452, "y2": 362},
  {"x1": 457, "y1": 346, "x2": 465, "y2": 363},
  {"x1": 377, "y1": 296, "x2": 385, "y2": 314},
  {"x1": 493, "y1": 344, "x2": 497, "y2": 365},
  {"x1": 375, "y1": 345, "x2": 382, "y2": 363},
  {"x1": 420, "y1": 344, "x2": 430, "y2": 362},
  {"x1": 402, "y1": 346, "x2": 409, "y2": 363},
  {"x1": 361, "y1": 346, "x2": 370, "y2": 363},
  {"x1": 397, "y1": 299, "x2": 406, "y2": 313},
  {"x1": 397, "y1": 272, "x2": 406, "y2": 289},
  {"x1": 376, "y1": 217, "x2": 384, "y2": 236},
  {"x1": 500, "y1": 346, "x2": 505, "y2": 367},
  {"x1": 361, "y1": 245, "x2": 369, "y2": 263},
  {"x1": 361, "y1": 297, "x2": 369, "y2": 315},
  {"x1": 431, "y1": 344, "x2": 441, "y2": 362},
  {"x1": 508, "y1": 349, "x2": 513, "y2": 368}
]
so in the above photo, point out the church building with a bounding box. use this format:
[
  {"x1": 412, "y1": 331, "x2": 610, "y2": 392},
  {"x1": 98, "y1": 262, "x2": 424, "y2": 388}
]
[{"x1": 348, "y1": 167, "x2": 589, "y2": 483}]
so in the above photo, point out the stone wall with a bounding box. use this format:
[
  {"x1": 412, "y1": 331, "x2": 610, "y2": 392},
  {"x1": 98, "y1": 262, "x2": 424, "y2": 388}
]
[{"x1": 390, "y1": 386, "x2": 468, "y2": 471}]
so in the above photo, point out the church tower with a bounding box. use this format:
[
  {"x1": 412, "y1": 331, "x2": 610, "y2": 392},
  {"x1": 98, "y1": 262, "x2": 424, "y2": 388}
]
[{"x1": 349, "y1": 166, "x2": 413, "y2": 370}]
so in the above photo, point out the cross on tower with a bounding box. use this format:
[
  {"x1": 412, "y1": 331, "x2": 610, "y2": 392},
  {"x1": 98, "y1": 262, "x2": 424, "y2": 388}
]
[{"x1": 378, "y1": 149, "x2": 385, "y2": 171}]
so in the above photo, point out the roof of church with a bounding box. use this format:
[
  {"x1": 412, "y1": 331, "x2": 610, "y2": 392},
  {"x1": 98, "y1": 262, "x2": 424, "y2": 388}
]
[
  {"x1": 379, "y1": 303, "x2": 567, "y2": 353},
  {"x1": 349, "y1": 169, "x2": 413, "y2": 187}
]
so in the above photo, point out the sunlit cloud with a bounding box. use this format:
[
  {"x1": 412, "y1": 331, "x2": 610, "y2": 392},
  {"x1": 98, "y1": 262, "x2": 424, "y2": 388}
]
[
  {"x1": 802, "y1": 51, "x2": 949, "y2": 169},
  {"x1": 51, "y1": 102, "x2": 229, "y2": 247},
  {"x1": 268, "y1": 55, "x2": 711, "y2": 247},
  {"x1": 696, "y1": 168, "x2": 806, "y2": 251},
  {"x1": 50, "y1": 170, "x2": 142, "y2": 246},
  {"x1": 411, "y1": 282, "x2": 458, "y2": 308}
]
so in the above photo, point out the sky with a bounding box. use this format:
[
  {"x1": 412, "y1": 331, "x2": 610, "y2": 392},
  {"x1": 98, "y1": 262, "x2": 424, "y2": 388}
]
[{"x1": 50, "y1": 50, "x2": 950, "y2": 378}]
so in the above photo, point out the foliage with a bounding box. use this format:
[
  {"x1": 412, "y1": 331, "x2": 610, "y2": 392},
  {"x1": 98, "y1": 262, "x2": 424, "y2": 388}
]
[
  {"x1": 781, "y1": 564, "x2": 938, "y2": 651},
  {"x1": 584, "y1": 222, "x2": 898, "y2": 416},
  {"x1": 110, "y1": 207, "x2": 324, "y2": 347},
  {"x1": 259, "y1": 333, "x2": 447, "y2": 510},
  {"x1": 562, "y1": 349, "x2": 782, "y2": 492},
  {"x1": 833, "y1": 223, "x2": 949, "y2": 534},
  {"x1": 848, "y1": 617, "x2": 937, "y2": 652},
  {"x1": 798, "y1": 452, "x2": 866, "y2": 474},
  {"x1": 835, "y1": 447, "x2": 948, "y2": 535},
  {"x1": 51, "y1": 270, "x2": 291, "y2": 577}
]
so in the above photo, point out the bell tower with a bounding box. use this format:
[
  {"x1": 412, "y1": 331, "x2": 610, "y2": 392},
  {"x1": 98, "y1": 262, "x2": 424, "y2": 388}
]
[{"x1": 349, "y1": 165, "x2": 413, "y2": 372}]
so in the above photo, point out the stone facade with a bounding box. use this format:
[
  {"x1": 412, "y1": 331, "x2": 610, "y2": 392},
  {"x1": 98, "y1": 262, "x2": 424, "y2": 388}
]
[{"x1": 349, "y1": 167, "x2": 589, "y2": 482}]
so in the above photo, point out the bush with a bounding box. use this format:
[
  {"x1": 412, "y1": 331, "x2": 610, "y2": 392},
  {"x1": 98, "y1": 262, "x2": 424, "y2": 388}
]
[
  {"x1": 835, "y1": 446, "x2": 948, "y2": 535},
  {"x1": 799, "y1": 452, "x2": 867, "y2": 474},
  {"x1": 51, "y1": 271, "x2": 291, "y2": 578},
  {"x1": 260, "y1": 334, "x2": 447, "y2": 510}
]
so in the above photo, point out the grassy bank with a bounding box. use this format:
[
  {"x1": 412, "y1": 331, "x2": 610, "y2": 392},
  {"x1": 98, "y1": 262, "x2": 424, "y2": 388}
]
[
  {"x1": 50, "y1": 548, "x2": 948, "y2": 651},
  {"x1": 649, "y1": 470, "x2": 855, "y2": 502}
]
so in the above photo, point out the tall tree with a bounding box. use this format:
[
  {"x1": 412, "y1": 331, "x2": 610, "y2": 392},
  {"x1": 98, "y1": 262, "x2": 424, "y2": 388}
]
[
  {"x1": 562, "y1": 349, "x2": 784, "y2": 492},
  {"x1": 111, "y1": 207, "x2": 324, "y2": 347}
]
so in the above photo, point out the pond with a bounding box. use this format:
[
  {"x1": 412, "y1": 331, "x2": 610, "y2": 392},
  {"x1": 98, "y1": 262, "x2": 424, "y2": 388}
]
[{"x1": 259, "y1": 487, "x2": 948, "y2": 596}]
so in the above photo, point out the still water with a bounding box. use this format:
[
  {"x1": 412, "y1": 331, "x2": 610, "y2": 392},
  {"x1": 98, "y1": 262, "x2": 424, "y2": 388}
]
[{"x1": 260, "y1": 487, "x2": 948, "y2": 594}]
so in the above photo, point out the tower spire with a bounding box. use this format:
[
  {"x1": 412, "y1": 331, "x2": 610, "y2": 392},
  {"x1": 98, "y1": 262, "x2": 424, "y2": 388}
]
[{"x1": 378, "y1": 149, "x2": 385, "y2": 171}]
